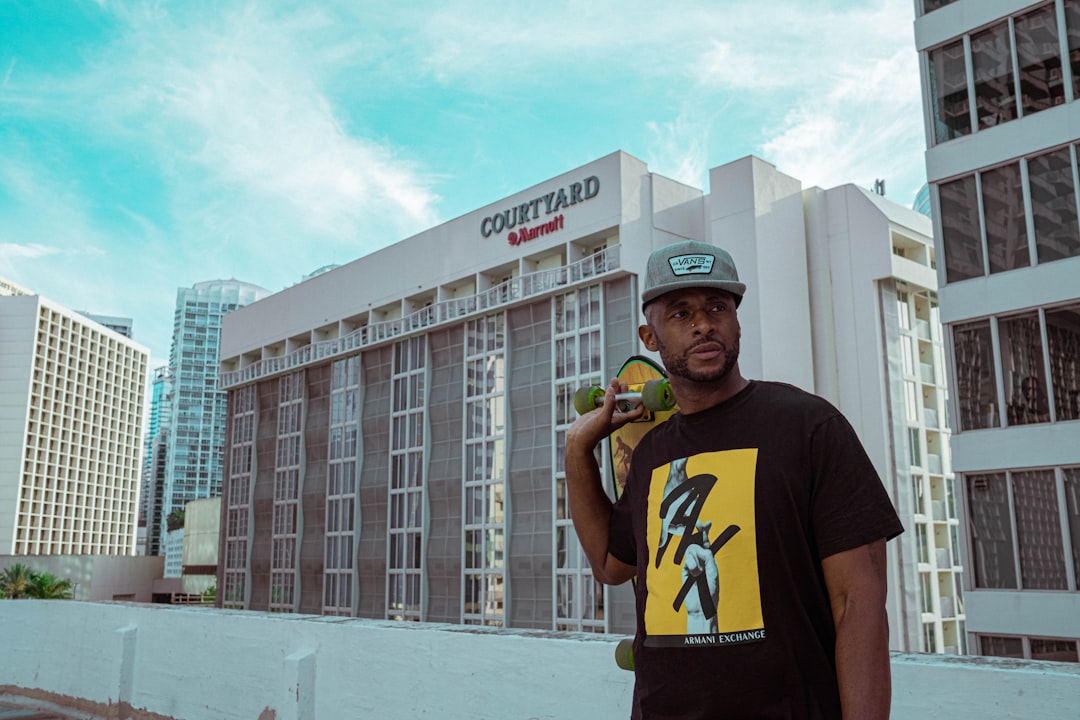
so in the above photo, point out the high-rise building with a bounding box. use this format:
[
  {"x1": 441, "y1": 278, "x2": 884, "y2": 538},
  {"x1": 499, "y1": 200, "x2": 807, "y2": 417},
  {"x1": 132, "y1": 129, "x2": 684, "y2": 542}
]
[
  {"x1": 0, "y1": 278, "x2": 149, "y2": 555},
  {"x1": 139, "y1": 366, "x2": 172, "y2": 556},
  {"x1": 158, "y1": 280, "x2": 270, "y2": 551},
  {"x1": 915, "y1": 0, "x2": 1080, "y2": 662},
  {"x1": 212, "y1": 152, "x2": 958, "y2": 652},
  {"x1": 78, "y1": 312, "x2": 135, "y2": 339}
]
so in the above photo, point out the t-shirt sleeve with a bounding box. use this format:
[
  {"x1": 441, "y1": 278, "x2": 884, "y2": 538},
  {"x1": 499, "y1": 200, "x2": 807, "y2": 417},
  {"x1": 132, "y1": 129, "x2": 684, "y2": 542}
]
[
  {"x1": 608, "y1": 469, "x2": 637, "y2": 567},
  {"x1": 810, "y1": 413, "x2": 905, "y2": 559}
]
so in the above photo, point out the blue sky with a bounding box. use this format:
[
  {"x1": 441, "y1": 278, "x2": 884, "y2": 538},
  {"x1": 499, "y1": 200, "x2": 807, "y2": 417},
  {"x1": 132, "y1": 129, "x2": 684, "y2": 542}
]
[{"x1": 0, "y1": 0, "x2": 927, "y2": 366}]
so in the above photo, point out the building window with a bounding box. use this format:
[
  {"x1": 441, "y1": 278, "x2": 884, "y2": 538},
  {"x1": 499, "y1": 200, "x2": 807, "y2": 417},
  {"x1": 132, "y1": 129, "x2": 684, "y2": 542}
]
[
  {"x1": 324, "y1": 356, "x2": 360, "y2": 616},
  {"x1": 999, "y1": 312, "x2": 1051, "y2": 426},
  {"x1": 553, "y1": 284, "x2": 605, "y2": 632},
  {"x1": 270, "y1": 372, "x2": 303, "y2": 612},
  {"x1": 388, "y1": 336, "x2": 426, "y2": 621},
  {"x1": 922, "y1": 0, "x2": 960, "y2": 14},
  {"x1": 972, "y1": 21, "x2": 1017, "y2": 130},
  {"x1": 1065, "y1": 467, "x2": 1080, "y2": 584},
  {"x1": 982, "y1": 162, "x2": 1029, "y2": 274},
  {"x1": 966, "y1": 473, "x2": 1018, "y2": 588},
  {"x1": 929, "y1": 40, "x2": 971, "y2": 144},
  {"x1": 952, "y1": 320, "x2": 999, "y2": 430},
  {"x1": 1029, "y1": 147, "x2": 1080, "y2": 263},
  {"x1": 1016, "y1": 5, "x2": 1066, "y2": 115},
  {"x1": 939, "y1": 175, "x2": 984, "y2": 282},
  {"x1": 926, "y1": 2, "x2": 1080, "y2": 145},
  {"x1": 980, "y1": 634, "x2": 1080, "y2": 662},
  {"x1": 1012, "y1": 469, "x2": 1068, "y2": 589},
  {"x1": 980, "y1": 635, "x2": 1025, "y2": 658},
  {"x1": 1032, "y1": 638, "x2": 1080, "y2": 662},
  {"x1": 462, "y1": 315, "x2": 506, "y2": 627},
  {"x1": 1066, "y1": 0, "x2": 1080, "y2": 98},
  {"x1": 1048, "y1": 305, "x2": 1080, "y2": 422},
  {"x1": 223, "y1": 384, "x2": 254, "y2": 609},
  {"x1": 967, "y1": 465, "x2": 1080, "y2": 591}
]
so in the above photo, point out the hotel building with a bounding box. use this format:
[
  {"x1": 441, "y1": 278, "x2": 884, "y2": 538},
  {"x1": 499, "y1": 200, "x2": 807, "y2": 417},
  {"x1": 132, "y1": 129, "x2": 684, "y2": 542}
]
[
  {"x1": 214, "y1": 152, "x2": 962, "y2": 651},
  {"x1": 0, "y1": 278, "x2": 149, "y2": 555},
  {"x1": 916, "y1": 0, "x2": 1080, "y2": 661}
]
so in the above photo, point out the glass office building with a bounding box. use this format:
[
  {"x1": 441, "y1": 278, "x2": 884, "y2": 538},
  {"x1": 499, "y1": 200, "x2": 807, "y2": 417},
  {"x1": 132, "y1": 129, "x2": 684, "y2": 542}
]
[
  {"x1": 915, "y1": 0, "x2": 1080, "y2": 662},
  {"x1": 158, "y1": 279, "x2": 270, "y2": 551}
]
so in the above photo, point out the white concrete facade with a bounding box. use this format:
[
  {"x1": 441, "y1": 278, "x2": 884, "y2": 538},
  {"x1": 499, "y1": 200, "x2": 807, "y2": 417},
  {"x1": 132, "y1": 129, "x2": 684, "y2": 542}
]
[
  {"x1": 1, "y1": 600, "x2": 1078, "y2": 720},
  {"x1": 915, "y1": 0, "x2": 1080, "y2": 660},
  {"x1": 215, "y1": 151, "x2": 956, "y2": 653},
  {"x1": 0, "y1": 283, "x2": 149, "y2": 556}
]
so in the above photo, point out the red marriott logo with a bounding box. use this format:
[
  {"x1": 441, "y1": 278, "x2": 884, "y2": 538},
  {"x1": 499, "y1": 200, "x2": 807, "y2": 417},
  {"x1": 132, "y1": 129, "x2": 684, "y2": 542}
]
[{"x1": 508, "y1": 215, "x2": 564, "y2": 246}]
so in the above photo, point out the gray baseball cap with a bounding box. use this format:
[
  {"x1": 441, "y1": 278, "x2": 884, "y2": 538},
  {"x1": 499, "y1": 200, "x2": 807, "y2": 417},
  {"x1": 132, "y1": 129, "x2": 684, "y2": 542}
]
[{"x1": 641, "y1": 240, "x2": 746, "y2": 308}]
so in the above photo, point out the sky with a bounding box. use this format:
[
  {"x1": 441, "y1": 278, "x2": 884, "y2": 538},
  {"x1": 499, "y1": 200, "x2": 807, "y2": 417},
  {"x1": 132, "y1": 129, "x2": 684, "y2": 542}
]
[{"x1": 0, "y1": 0, "x2": 928, "y2": 368}]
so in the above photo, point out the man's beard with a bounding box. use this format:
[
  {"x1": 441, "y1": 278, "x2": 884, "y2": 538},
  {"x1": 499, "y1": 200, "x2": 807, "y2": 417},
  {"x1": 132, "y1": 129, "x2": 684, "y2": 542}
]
[{"x1": 656, "y1": 335, "x2": 740, "y2": 384}]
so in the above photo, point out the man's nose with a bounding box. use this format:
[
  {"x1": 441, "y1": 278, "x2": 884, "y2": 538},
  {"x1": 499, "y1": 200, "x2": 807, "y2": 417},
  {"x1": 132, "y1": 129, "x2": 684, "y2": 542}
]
[{"x1": 689, "y1": 309, "x2": 712, "y2": 332}]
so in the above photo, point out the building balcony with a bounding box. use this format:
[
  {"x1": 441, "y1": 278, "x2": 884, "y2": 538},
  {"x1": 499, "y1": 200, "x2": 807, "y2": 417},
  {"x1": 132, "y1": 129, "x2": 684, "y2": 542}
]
[
  {"x1": 218, "y1": 246, "x2": 623, "y2": 390},
  {"x1": 2, "y1": 600, "x2": 1078, "y2": 720}
]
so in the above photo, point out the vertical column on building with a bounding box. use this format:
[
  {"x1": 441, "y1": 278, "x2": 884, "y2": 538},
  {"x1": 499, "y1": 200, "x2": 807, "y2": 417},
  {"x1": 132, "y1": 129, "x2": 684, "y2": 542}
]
[
  {"x1": 324, "y1": 356, "x2": 360, "y2": 615},
  {"x1": 552, "y1": 284, "x2": 606, "y2": 632},
  {"x1": 223, "y1": 384, "x2": 256, "y2": 609},
  {"x1": 270, "y1": 371, "x2": 304, "y2": 612},
  {"x1": 462, "y1": 315, "x2": 507, "y2": 626},
  {"x1": 388, "y1": 336, "x2": 427, "y2": 621}
]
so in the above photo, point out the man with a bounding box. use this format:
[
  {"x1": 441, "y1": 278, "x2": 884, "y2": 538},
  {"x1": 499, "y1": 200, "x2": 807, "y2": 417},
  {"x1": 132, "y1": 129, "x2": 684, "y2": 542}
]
[{"x1": 566, "y1": 240, "x2": 903, "y2": 719}]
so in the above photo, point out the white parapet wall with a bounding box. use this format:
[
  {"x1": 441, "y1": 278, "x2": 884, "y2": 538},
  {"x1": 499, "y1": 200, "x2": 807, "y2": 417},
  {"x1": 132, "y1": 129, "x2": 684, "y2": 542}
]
[{"x1": 1, "y1": 601, "x2": 1077, "y2": 720}]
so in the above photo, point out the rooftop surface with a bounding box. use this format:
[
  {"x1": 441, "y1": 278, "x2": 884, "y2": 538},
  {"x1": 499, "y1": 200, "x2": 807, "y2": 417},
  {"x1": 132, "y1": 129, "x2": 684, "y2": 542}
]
[{"x1": 4, "y1": 600, "x2": 1078, "y2": 719}]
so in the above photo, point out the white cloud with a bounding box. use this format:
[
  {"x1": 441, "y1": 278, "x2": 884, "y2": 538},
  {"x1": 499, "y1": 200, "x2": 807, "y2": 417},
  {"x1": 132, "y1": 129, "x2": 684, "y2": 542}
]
[
  {"x1": 0, "y1": 243, "x2": 61, "y2": 260},
  {"x1": 760, "y1": 47, "x2": 926, "y2": 201}
]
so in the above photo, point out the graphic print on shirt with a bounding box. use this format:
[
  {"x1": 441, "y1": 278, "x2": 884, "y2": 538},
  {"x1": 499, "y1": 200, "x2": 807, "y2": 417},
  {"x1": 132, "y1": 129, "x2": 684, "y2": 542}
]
[{"x1": 643, "y1": 449, "x2": 763, "y2": 648}]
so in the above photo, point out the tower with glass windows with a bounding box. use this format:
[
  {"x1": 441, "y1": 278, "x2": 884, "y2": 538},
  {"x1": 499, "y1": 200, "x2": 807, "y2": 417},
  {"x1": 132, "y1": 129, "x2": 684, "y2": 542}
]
[
  {"x1": 916, "y1": 0, "x2": 1080, "y2": 662},
  {"x1": 159, "y1": 279, "x2": 271, "y2": 552}
]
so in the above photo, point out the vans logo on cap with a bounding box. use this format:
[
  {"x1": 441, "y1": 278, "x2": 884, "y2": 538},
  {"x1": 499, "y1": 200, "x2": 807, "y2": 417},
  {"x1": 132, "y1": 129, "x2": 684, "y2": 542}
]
[{"x1": 668, "y1": 253, "x2": 715, "y2": 276}]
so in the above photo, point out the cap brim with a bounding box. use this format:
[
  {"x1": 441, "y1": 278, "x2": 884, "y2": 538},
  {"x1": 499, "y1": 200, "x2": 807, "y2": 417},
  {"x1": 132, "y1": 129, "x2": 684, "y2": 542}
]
[{"x1": 641, "y1": 279, "x2": 746, "y2": 308}]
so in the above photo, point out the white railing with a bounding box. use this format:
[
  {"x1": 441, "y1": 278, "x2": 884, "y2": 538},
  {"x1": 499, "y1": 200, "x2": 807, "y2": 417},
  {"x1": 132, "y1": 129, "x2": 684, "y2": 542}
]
[
  {"x1": 2, "y1": 601, "x2": 1078, "y2": 720},
  {"x1": 219, "y1": 246, "x2": 622, "y2": 389}
]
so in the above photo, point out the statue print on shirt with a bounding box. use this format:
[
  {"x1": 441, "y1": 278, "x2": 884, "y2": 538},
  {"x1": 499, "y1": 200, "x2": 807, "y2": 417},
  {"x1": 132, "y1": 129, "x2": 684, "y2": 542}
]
[{"x1": 644, "y1": 450, "x2": 765, "y2": 648}]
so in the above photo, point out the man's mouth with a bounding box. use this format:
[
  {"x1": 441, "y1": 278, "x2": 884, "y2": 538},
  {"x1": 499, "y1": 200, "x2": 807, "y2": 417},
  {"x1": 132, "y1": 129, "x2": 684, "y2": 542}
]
[{"x1": 688, "y1": 341, "x2": 724, "y2": 360}]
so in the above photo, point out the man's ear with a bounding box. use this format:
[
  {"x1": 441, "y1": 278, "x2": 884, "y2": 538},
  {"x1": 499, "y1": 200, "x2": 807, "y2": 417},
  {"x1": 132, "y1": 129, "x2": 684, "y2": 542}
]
[{"x1": 638, "y1": 324, "x2": 658, "y2": 352}]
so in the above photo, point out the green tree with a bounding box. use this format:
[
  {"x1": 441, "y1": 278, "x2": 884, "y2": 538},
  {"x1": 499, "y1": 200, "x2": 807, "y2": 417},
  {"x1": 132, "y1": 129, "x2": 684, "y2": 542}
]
[
  {"x1": 166, "y1": 508, "x2": 185, "y2": 532},
  {"x1": 0, "y1": 563, "x2": 36, "y2": 599},
  {"x1": 27, "y1": 571, "x2": 74, "y2": 600}
]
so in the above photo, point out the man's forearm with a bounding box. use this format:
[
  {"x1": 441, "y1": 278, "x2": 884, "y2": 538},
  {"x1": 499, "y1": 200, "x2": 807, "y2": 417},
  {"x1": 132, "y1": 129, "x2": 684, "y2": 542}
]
[
  {"x1": 824, "y1": 541, "x2": 892, "y2": 720},
  {"x1": 564, "y1": 438, "x2": 617, "y2": 578},
  {"x1": 834, "y1": 600, "x2": 891, "y2": 719}
]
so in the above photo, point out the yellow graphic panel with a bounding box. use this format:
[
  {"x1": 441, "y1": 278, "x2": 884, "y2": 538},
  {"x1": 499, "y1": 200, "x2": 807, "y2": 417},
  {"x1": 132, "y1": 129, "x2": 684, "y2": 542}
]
[{"x1": 643, "y1": 449, "x2": 764, "y2": 647}]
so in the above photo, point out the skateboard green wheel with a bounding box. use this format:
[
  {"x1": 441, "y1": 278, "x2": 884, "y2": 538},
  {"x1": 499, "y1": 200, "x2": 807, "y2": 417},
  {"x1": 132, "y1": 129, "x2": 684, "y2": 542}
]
[
  {"x1": 641, "y1": 379, "x2": 675, "y2": 411},
  {"x1": 614, "y1": 638, "x2": 635, "y2": 671},
  {"x1": 574, "y1": 385, "x2": 605, "y2": 415}
]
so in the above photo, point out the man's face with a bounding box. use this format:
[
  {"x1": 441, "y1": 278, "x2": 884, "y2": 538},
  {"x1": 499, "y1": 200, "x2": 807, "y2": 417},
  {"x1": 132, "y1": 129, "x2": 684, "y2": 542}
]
[{"x1": 639, "y1": 287, "x2": 741, "y2": 384}]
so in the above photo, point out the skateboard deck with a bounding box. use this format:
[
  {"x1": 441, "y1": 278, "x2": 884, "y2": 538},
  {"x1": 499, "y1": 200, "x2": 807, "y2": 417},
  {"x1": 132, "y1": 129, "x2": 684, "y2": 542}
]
[
  {"x1": 575, "y1": 356, "x2": 679, "y2": 673},
  {"x1": 574, "y1": 355, "x2": 679, "y2": 499}
]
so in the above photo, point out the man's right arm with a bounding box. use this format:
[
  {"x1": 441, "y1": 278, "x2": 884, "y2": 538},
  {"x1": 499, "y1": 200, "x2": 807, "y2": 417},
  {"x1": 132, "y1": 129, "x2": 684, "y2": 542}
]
[{"x1": 564, "y1": 380, "x2": 637, "y2": 586}]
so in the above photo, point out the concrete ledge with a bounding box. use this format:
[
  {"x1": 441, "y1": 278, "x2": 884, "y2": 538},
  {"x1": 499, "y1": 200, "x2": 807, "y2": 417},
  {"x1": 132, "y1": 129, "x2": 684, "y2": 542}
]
[{"x1": 1, "y1": 601, "x2": 1077, "y2": 719}]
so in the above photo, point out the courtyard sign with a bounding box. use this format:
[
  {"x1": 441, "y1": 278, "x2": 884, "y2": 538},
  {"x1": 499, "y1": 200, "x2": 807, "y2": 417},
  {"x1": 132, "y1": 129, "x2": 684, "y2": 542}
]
[{"x1": 480, "y1": 175, "x2": 600, "y2": 246}]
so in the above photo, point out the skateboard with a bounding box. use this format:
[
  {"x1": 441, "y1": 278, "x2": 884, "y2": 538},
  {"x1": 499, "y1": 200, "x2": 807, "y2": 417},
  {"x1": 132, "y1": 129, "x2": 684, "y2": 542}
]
[
  {"x1": 574, "y1": 355, "x2": 679, "y2": 499},
  {"x1": 575, "y1": 356, "x2": 679, "y2": 674}
]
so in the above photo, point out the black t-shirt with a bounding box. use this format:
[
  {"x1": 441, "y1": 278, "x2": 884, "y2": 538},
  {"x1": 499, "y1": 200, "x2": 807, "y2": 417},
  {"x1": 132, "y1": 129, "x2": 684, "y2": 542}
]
[{"x1": 608, "y1": 380, "x2": 904, "y2": 720}]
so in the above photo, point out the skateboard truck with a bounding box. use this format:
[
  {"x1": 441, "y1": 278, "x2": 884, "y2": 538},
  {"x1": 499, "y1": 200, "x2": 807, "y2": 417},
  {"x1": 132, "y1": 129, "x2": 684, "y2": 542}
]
[{"x1": 574, "y1": 379, "x2": 676, "y2": 415}]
